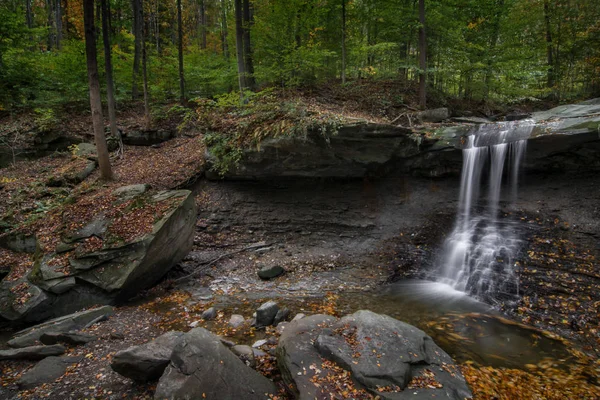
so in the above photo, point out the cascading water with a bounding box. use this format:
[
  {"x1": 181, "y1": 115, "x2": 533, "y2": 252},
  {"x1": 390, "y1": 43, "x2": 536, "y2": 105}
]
[{"x1": 438, "y1": 120, "x2": 535, "y2": 303}]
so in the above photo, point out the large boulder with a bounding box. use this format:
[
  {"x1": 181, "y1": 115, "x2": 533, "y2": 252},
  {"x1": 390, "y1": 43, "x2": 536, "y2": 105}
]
[
  {"x1": 0, "y1": 188, "x2": 197, "y2": 322},
  {"x1": 111, "y1": 331, "x2": 184, "y2": 381},
  {"x1": 155, "y1": 327, "x2": 277, "y2": 400},
  {"x1": 17, "y1": 356, "x2": 81, "y2": 389},
  {"x1": 7, "y1": 306, "x2": 113, "y2": 348},
  {"x1": 0, "y1": 344, "x2": 65, "y2": 361},
  {"x1": 277, "y1": 311, "x2": 471, "y2": 400},
  {"x1": 121, "y1": 129, "x2": 174, "y2": 146}
]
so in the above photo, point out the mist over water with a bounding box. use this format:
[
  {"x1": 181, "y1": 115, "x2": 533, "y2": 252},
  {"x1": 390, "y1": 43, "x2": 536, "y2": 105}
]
[{"x1": 438, "y1": 120, "x2": 535, "y2": 303}]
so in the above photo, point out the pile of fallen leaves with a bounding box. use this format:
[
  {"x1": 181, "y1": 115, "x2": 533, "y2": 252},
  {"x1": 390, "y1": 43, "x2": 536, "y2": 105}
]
[{"x1": 461, "y1": 358, "x2": 600, "y2": 400}]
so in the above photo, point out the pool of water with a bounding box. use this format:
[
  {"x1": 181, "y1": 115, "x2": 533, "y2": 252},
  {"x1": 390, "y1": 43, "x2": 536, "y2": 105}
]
[{"x1": 335, "y1": 280, "x2": 572, "y2": 369}]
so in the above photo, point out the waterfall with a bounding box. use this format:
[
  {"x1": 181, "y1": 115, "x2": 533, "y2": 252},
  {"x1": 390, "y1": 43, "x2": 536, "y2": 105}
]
[{"x1": 439, "y1": 120, "x2": 534, "y2": 303}]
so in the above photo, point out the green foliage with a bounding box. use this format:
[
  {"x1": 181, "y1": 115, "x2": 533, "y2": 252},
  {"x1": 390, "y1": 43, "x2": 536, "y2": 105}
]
[
  {"x1": 33, "y1": 108, "x2": 59, "y2": 132},
  {"x1": 202, "y1": 131, "x2": 243, "y2": 177}
]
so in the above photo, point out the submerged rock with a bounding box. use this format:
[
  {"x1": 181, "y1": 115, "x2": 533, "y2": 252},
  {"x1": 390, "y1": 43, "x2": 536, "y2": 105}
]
[
  {"x1": 111, "y1": 331, "x2": 184, "y2": 381},
  {"x1": 277, "y1": 311, "x2": 471, "y2": 400},
  {"x1": 154, "y1": 328, "x2": 276, "y2": 399}
]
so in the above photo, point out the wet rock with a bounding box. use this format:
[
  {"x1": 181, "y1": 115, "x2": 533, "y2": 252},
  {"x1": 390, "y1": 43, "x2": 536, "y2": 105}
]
[
  {"x1": 231, "y1": 345, "x2": 256, "y2": 368},
  {"x1": 0, "y1": 344, "x2": 66, "y2": 361},
  {"x1": 276, "y1": 314, "x2": 337, "y2": 399},
  {"x1": 201, "y1": 307, "x2": 216, "y2": 320},
  {"x1": 229, "y1": 314, "x2": 245, "y2": 328},
  {"x1": 17, "y1": 356, "x2": 81, "y2": 389},
  {"x1": 8, "y1": 306, "x2": 113, "y2": 348},
  {"x1": 418, "y1": 108, "x2": 450, "y2": 123},
  {"x1": 506, "y1": 112, "x2": 531, "y2": 121},
  {"x1": 257, "y1": 265, "x2": 285, "y2": 280},
  {"x1": 273, "y1": 307, "x2": 290, "y2": 325},
  {"x1": 256, "y1": 301, "x2": 279, "y2": 327},
  {"x1": 111, "y1": 331, "x2": 184, "y2": 381},
  {"x1": 40, "y1": 331, "x2": 96, "y2": 346},
  {"x1": 155, "y1": 328, "x2": 276, "y2": 399}
]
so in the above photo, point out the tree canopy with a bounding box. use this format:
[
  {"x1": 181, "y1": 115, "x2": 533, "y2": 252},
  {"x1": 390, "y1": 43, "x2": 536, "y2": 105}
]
[{"x1": 0, "y1": 0, "x2": 599, "y2": 112}]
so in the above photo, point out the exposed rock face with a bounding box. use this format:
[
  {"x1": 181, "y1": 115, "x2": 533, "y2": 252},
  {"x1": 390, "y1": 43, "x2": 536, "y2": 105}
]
[
  {"x1": 208, "y1": 123, "x2": 420, "y2": 179},
  {"x1": 255, "y1": 301, "x2": 279, "y2": 327},
  {"x1": 17, "y1": 356, "x2": 81, "y2": 389},
  {"x1": 111, "y1": 331, "x2": 184, "y2": 381},
  {"x1": 207, "y1": 99, "x2": 600, "y2": 180},
  {"x1": 8, "y1": 306, "x2": 113, "y2": 348},
  {"x1": 154, "y1": 328, "x2": 276, "y2": 400},
  {"x1": 0, "y1": 189, "x2": 197, "y2": 323},
  {"x1": 0, "y1": 344, "x2": 66, "y2": 361},
  {"x1": 418, "y1": 107, "x2": 450, "y2": 123},
  {"x1": 121, "y1": 129, "x2": 174, "y2": 146},
  {"x1": 277, "y1": 311, "x2": 471, "y2": 400}
]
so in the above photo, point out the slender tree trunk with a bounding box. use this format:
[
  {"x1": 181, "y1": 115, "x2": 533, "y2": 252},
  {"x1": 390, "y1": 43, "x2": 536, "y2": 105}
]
[
  {"x1": 47, "y1": 0, "x2": 55, "y2": 50},
  {"x1": 26, "y1": 0, "x2": 33, "y2": 28},
  {"x1": 56, "y1": 0, "x2": 63, "y2": 49},
  {"x1": 155, "y1": 0, "x2": 161, "y2": 54},
  {"x1": 341, "y1": 0, "x2": 346, "y2": 84},
  {"x1": 484, "y1": 0, "x2": 504, "y2": 100},
  {"x1": 132, "y1": 0, "x2": 142, "y2": 99},
  {"x1": 177, "y1": 0, "x2": 185, "y2": 103},
  {"x1": 141, "y1": 0, "x2": 151, "y2": 127},
  {"x1": 101, "y1": 0, "x2": 119, "y2": 145},
  {"x1": 242, "y1": 0, "x2": 255, "y2": 90},
  {"x1": 221, "y1": 0, "x2": 229, "y2": 58},
  {"x1": 199, "y1": 0, "x2": 207, "y2": 49},
  {"x1": 84, "y1": 0, "x2": 113, "y2": 181},
  {"x1": 234, "y1": 0, "x2": 247, "y2": 92},
  {"x1": 543, "y1": 0, "x2": 554, "y2": 89},
  {"x1": 417, "y1": 0, "x2": 426, "y2": 109}
]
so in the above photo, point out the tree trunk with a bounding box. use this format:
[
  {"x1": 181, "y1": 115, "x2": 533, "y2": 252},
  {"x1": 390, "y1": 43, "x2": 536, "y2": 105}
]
[
  {"x1": 242, "y1": 0, "x2": 255, "y2": 90},
  {"x1": 221, "y1": 0, "x2": 229, "y2": 58},
  {"x1": 141, "y1": 0, "x2": 151, "y2": 127},
  {"x1": 341, "y1": 0, "x2": 346, "y2": 84},
  {"x1": 132, "y1": 0, "x2": 142, "y2": 99},
  {"x1": 234, "y1": 0, "x2": 247, "y2": 92},
  {"x1": 544, "y1": 0, "x2": 554, "y2": 89},
  {"x1": 101, "y1": 0, "x2": 119, "y2": 145},
  {"x1": 199, "y1": 0, "x2": 207, "y2": 50},
  {"x1": 47, "y1": 0, "x2": 55, "y2": 50},
  {"x1": 84, "y1": 0, "x2": 113, "y2": 181},
  {"x1": 484, "y1": 0, "x2": 504, "y2": 100},
  {"x1": 56, "y1": 0, "x2": 63, "y2": 49},
  {"x1": 26, "y1": 0, "x2": 33, "y2": 28},
  {"x1": 417, "y1": 0, "x2": 426, "y2": 109},
  {"x1": 177, "y1": 0, "x2": 185, "y2": 103}
]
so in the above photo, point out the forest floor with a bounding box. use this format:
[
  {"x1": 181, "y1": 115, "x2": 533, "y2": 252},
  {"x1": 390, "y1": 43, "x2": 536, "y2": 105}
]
[{"x1": 0, "y1": 83, "x2": 598, "y2": 399}]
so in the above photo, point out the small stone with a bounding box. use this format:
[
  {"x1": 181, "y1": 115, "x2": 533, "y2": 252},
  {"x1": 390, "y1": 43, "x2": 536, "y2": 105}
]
[
  {"x1": 110, "y1": 332, "x2": 125, "y2": 340},
  {"x1": 257, "y1": 265, "x2": 285, "y2": 280},
  {"x1": 252, "y1": 339, "x2": 268, "y2": 348},
  {"x1": 273, "y1": 307, "x2": 290, "y2": 326},
  {"x1": 229, "y1": 314, "x2": 245, "y2": 328},
  {"x1": 201, "y1": 307, "x2": 216, "y2": 320},
  {"x1": 256, "y1": 301, "x2": 279, "y2": 327},
  {"x1": 189, "y1": 320, "x2": 201, "y2": 328},
  {"x1": 230, "y1": 345, "x2": 256, "y2": 368},
  {"x1": 292, "y1": 313, "x2": 306, "y2": 322}
]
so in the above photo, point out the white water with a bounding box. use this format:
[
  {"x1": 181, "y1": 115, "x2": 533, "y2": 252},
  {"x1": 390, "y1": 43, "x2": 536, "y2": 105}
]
[{"x1": 439, "y1": 120, "x2": 535, "y2": 302}]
